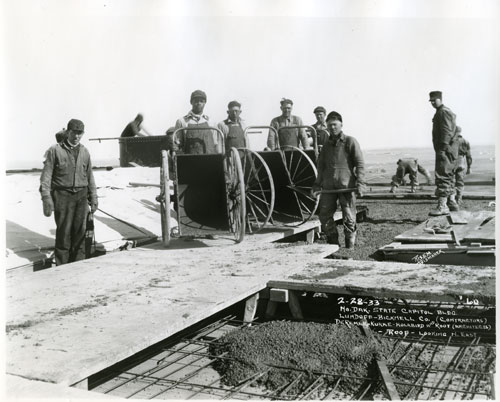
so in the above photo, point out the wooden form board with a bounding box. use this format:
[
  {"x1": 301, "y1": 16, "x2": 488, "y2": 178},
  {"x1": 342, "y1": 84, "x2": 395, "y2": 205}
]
[{"x1": 394, "y1": 210, "x2": 495, "y2": 244}]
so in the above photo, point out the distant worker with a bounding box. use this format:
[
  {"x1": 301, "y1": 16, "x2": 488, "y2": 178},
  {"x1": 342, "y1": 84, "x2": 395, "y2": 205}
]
[
  {"x1": 266, "y1": 98, "x2": 308, "y2": 150},
  {"x1": 390, "y1": 158, "x2": 432, "y2": 193},
  {"x1": 453, "y1": 126, "x2": 472, "y2": 204},
  {"x1": 217, "y1": 100, "x2": 248, "y2": 150},
  {"x1": 55, "y1": 128, "x2": 67, "y2": 143},
  {"x1": 121, "y1": 114, "x2": 152, "y2": 137},
  {"x1": 312, "y1": 111, "x2": 365, "y2": 249},
  {"x1": 39, "y1": 119, "x2": 98, "y2": 266},
  {"x1": 311, "y1": 106, "x2": 330, "y2": 150},
  {"x1": 428, "y1": 91, "x2": 459, "y2": 215},
  {"x1": 173, "y1": 90, "x2": 221, "y2": 154}
]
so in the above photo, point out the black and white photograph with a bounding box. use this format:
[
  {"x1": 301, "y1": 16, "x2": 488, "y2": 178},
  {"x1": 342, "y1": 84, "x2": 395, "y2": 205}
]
[{"x1": 3, "y1": 0, "x2": 498, "y2": 399}]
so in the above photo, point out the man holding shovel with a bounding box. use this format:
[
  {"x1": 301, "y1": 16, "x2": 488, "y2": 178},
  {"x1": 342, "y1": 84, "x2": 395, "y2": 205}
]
[{"x1": 312, "y1": 111, "x2": 365, "y2": 248}]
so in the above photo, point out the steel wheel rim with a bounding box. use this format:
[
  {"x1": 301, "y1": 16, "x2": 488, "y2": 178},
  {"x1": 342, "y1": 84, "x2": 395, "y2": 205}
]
[
  {"x1": 239, "y1": 149, "x2": 275, "y2": 232},
  {"x1": 280, "y1": 145, "x2": 319, "y2": 226},
  {"x1": 225, "y1": 148, "x2": 246, "y2": 242}
]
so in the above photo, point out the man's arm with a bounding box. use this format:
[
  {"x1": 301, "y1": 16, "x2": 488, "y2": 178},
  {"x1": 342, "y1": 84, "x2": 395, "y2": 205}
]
[
  {"x1": 39, "y1": 147, "x2": 55, "y2": 216},
  {"x1": 296, "y1": 117, "x2": 308, "y2": 149},
  {"x1": 173, "y1": 119, "x2": 185, "y2": 151},
  {"x1": 86, "y1": 154, "x2": 98, "y2": 212},
  {"x1": 438, "y1": 109, "x2": 456, "y2": 147},
  {"x1": 350, "y1": 138, "x2": 365, "y2": 194},
  {"x1": 465, "y1": 141, "x2": 472, "y2": 172},
  {"x1": 312, "y1": 147, "x2": 324, "y2": 193},
  {"x1": 267, "y1": 119, "x2": 278, "y2": 150}
]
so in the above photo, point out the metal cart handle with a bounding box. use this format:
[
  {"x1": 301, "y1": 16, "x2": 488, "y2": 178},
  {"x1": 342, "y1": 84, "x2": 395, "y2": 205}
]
[
  {"x1": 172, "y1": 126, "x2": 226, "y2": 155},
  {"x1": 277, "y1": 125, "x2": 319, "y2": 156}
]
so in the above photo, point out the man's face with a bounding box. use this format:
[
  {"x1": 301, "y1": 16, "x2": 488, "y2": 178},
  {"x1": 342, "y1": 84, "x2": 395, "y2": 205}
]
[
  {"x1": 429, "y1": 98, "x2": 442, "y2": 109},
  {"x1": 67, "y1": 129, "x2": 84, "y2": 146},
  {"x1": 191, "y1": 97, "x2": 206, "y2": 114},
  {"x1": 280, "y1": 103, "x2": 292, "y2": 118},
  {"x1": 315, "y1": 112, "x2": 326, "y2": 124},
  {"x1": 327, "y1": 119, "x2": 343, "y2": 136},
  {"x1": 228, "y1": 106, "x2": 241, "y2": 121}
]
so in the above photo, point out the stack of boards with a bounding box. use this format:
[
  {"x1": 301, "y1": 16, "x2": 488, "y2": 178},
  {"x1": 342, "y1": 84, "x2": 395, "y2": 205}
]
[{"x1": 379, "y1": 210, "x2": 495, "y2": 266}]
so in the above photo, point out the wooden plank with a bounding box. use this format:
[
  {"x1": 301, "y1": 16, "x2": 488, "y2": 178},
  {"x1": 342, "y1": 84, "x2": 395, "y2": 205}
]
[
  {"x1": 243, "y1": 293, "x2": 259, "y2": 324},
  {"x1": 463, "y1": 216, "x2": 495, "y2": 244},
  {"x1": 452, "y1": 212, "x2": 495, "y2": 243},
  {"x1": 448, "y1": 210, "x2": 472, "y2": 224},
  {"x1": 360, "y1": 324, "x2": 400, "y2": 401}
]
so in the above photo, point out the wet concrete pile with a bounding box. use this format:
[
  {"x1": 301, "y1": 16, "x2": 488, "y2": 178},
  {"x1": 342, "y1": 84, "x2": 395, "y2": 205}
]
[{"x1": 209, "y1": 320, "x2": 407, "y2": 395}]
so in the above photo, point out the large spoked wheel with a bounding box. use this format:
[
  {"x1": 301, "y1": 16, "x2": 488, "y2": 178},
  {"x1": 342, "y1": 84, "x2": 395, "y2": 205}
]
[
  {"x1": 160, "y1": 150, "x2": 171, "y2": 247},
  {"x1": 225, "y1": 147, "x2": 246, "y2": 243},
  {"x1": 280, "y1": 146, "x2": 320, "y2": 226},
  {"x1": 239, "y1": 149, "x2": 275, "y2": 233}
]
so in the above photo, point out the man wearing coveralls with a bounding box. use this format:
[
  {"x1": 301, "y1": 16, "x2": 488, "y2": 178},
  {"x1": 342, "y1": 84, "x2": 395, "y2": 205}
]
[
  {"x1": 312, "y1": 111, "x2": 365, "y2": 249},
  {"x1": 428, "y1": 91, "x2": 459, "y2": 215},
  {"x1": 311, "y1": 106, "x2": 330, "y2": 150},
  {"x1": 40, "y1": 119, "x2": 98, "y2": 266},
  {"x1": 453, "y1": 126, "x2": 472, "y2": 204},
  {"x1": 390, "y1": 158, "x2": 432, "y2": 193},
  {"x1": 217, "y1": 100, "x2": 248, "y2": 151},
  {"x1": 173, "y1": 90, "x2": 221, "y2": 154},
  {"x1": 267, "y1": 98, "x2": 308, "y2": 150}
]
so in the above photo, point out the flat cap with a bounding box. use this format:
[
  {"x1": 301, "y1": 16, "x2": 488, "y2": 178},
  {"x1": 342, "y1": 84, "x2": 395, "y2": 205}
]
[
  {"x1": 190, "y1": 90, "x2": 207, "y2": 102},
  {"x1": 313, "y1": 106, "x2": 326, "y2": 114},
  {"x1": 456, "y1": 126, "x2": 462, "y2": 133},
  {"x1": 326, "y1": 111, "x2": 342, "y2": 123},
  {"x1": 67, "y1": 118, "x2": 84, "y2": 132},
  {"x1": 227, "y1": 100, "x2": 241, "y2": 109},
  {"x1": 429, "y1": 91, "x2": 442, "y2": 101},
  {"x1": 280, "y1": 98, "x2": 293, "y2": 106}
]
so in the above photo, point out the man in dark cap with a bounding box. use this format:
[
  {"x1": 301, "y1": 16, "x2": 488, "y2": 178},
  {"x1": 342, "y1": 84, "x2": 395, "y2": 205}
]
[
  {"x1": 173, "y1": 90, "x2": 221, "y2": 154},
  {"x1": 453, "y1": 126, "x2": 472, "y2": 205},
  {"x1": 217, "y1": 100, "x2": 248, "y2": 150},
  {"x1": 312, "y1": 111, "x2": 365, "y2": 249},
  {"x1": 428, "y1": 91, "x2": 459, "y2": 215},
  {"x1": 40, "y1": 119, "x2": 98, "y2": 266},
  {"x1": 311, "y1": 106, "x2": 330, "y2": 150},
  {"x1": 121, "y1": 113, "x2": 151, "y2": 137},
  {"x1": 390, "y1": 158, "x2": 432, "y2": 193},
  {"x1": 267, "y1": 98, "x2": 308, "y2": 150}
]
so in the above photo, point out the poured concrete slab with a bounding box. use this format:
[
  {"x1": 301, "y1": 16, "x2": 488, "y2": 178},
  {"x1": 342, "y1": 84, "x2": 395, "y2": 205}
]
[{"x1": 6, "y1": 238, "x2": 494, "y2": 396}]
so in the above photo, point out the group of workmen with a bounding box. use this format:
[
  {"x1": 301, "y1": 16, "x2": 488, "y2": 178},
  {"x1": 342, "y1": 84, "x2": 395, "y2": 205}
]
[{"x1": 40, "y1": 89, "x2": 472, "y2": 265}]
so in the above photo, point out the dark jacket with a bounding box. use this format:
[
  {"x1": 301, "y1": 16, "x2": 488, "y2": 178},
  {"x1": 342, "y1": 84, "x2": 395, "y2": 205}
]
[
  {"x1": 432, "y1": 105, "x2": 457, "y2": 152},
  {"x1": 314, "y1": 132, "x2": 364, "y2": 191},
  {"x1": 40, "y1": 141, "x2": 97, "y2": 203}
]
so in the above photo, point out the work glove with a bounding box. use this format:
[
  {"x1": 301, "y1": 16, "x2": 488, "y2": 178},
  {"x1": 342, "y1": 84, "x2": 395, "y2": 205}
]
[
  {"x1": 356, "y1": 188, "x2": 364, "y2": 198},
  {"x1": 42, "y1": 196, "x2": 54, "y2": 217},
  {"x1": 441, "y1": 144, "x2": 456, "y2": 162},
  {"x1": 90, "y1": 199, "x2": 99, "y2": 213},
  {"x1": 466, "y1": 167, "x2": 471, "y2": 175},
  {"x1": 311, "y1": 185, "x2": 321, "y2": 199}
]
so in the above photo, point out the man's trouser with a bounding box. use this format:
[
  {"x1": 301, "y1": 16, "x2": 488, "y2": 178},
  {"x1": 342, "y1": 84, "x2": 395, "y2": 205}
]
[
  {"x1": 434, "y1": 151, "x2": 457, "y2": 197},
  {"x1": 454, "y1": 157, "x2": 467, "y2": 195},
  {"x1": 391, "y1": 166, "x2": 418, "y2": 187},
  {"x1": 53, "y1": 188, "x2": 89, "y2": 266},
  {"x1": 318, "y1": 192, "x2": 357, "y2": 238}
]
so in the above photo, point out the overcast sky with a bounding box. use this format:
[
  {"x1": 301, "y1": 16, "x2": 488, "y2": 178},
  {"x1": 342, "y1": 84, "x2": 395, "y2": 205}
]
[{"x1": 2, "y1": 0, "x2": 499, "y2": 168}]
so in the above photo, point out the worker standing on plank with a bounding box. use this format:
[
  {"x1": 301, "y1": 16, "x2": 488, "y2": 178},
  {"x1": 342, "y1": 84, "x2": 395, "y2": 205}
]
[
  {"x1": 173, "y1": 90, "x2": 221, "y2": 154},
  {"x1": 428, "y1": 90, "x2": 459, "y2": 215},
  {"x1": 121, "y1": 113, "x2": 152, "y2": 137},
  {"x1": 311, "y1": 106, "x2": 330, "y2": 151},
  {"x1": 40, "y1": 119, "x2": 98, "y2": 266},
  {"x1": 266, "y1": 98, "x2": 309, "y2": 150},
  {"x1": 453, "y1": 126, "x2": 472, "y2": 204},
  {"x1": 312, "y1": 111, "x2": 365, "y2": 248},
  {"x1": 217, "y1": 100, "x2": 248, "y2": 150},
  {"x1": 390, "y1": 158, "x2": 432, "y2": 193}
]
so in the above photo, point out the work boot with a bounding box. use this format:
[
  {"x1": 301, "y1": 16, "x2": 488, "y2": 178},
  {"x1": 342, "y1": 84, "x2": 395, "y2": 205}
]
[
  {"x1": 410, "y1": 185, "x2": 417, "y2": 193},
  {"x1": 389, "y1": 186, "x2": 397, "y2": 193},
  {"x1": 429, "y1": 197, "x2": 450, "y2": 216},
  {"x1": 345, "y1": 232, "x2": 356, "y2": 249},
  {"x1": 447, "y1": 194, "x2": 459, "y2": 212}
]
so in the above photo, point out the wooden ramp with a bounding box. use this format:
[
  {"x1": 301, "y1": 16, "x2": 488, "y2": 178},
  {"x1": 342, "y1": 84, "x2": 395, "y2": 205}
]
[{"x1": 379, "y1": 210, "x2": 496, "y2": 266}]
